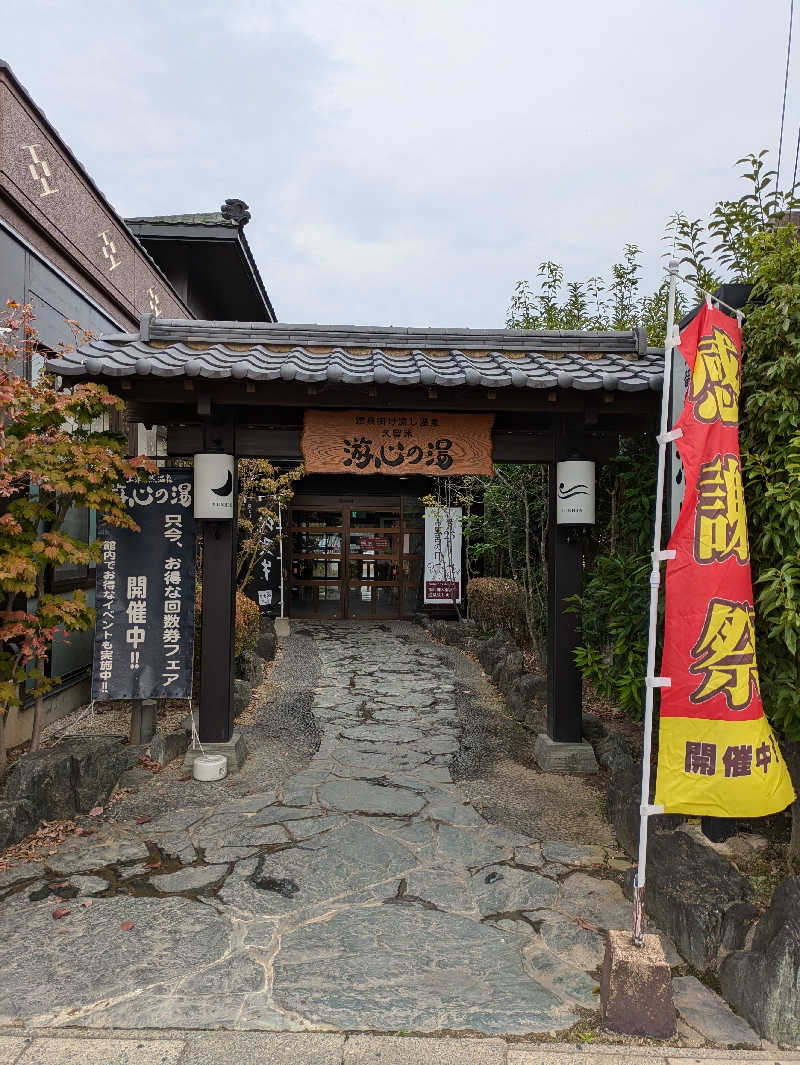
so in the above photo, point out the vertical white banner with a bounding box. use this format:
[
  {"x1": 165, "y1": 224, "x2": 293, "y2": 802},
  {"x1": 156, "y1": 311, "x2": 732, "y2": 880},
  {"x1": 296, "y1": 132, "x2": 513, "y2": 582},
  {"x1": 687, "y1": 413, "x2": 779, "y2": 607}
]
[{"x1": 424, "y1": 506, "x2": 462, "y2": 604}]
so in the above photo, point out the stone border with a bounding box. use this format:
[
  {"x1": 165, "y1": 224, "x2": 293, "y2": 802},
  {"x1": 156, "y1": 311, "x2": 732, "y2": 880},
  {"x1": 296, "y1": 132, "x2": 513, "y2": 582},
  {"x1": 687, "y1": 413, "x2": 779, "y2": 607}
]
[
  {"x1": 413, "y1": 615, "x2": 547, "y2": 732},
  {"x1": 0, "y1": 735, "x2": 142, "y2": 850},
  {"x1": 233, "y1": 614, "x2": 278, "y2": 719}
]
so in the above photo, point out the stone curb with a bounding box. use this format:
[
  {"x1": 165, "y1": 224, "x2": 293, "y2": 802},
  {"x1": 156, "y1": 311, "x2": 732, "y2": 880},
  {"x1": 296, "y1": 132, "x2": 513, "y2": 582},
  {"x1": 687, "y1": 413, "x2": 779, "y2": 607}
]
[{"x1": 2, "y1": 1031, "x2": 799, "y2": 1064}]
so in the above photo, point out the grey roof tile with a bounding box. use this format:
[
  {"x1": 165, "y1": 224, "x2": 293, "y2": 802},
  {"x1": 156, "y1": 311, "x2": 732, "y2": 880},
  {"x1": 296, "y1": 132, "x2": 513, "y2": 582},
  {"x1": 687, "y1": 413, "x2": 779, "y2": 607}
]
[{"x1": 48, "y1": 321, "x2": 664, "y2": 394}]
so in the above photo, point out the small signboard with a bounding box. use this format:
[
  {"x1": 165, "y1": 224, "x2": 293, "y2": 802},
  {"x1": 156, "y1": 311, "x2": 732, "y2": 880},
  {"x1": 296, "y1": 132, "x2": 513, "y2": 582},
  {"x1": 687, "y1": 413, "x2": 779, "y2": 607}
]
[
  {"x1": 92, "y1": 469, "x2": 196, "y2": 700},
  {"x1": 302, "y1": 410, "x2": 494, "y2": 476},
  {"x1": 424, "y1": 506, "x2": 462, "y2": 604},
  {"x1": 355, "y1": 535, "x2": 390, "y2": 552}
]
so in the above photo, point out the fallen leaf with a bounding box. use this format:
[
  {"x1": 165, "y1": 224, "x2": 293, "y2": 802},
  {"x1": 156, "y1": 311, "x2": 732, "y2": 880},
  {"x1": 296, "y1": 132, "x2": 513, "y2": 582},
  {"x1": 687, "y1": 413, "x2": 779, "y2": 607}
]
[
  {"x1": 57, "y1": 929, "x2": 69, "y2": 935},
  {"x1": 74, "y1": 827, "x2": 93, "y2": 837},
  {"x1": 48, "y1": 880, "x2": 69, "y2": 890},
  {"x1": 52, "y1": 907, "x2": 70, "y2": 920},
  {"x1": 81, "y1": 899, "x2": 93, "y2": 908},
  {"x1": 87, "y1": 806, "x2": 104, "y2": 818},
  {"x1": 146, "y1": 859, "x2": 162, "y2": 870},
  {"x1": 135, "y1": 816, "x2": 152, "y2": 825},
  {"x1": 120, "y1": 920, "x2": 134, "y2": 931},
  {"x1": 225, "y1": 782, "x2": 237, "y2": 788},
  {"x1": 178, "y1": 774, "x2": 192, "y2": 782}
]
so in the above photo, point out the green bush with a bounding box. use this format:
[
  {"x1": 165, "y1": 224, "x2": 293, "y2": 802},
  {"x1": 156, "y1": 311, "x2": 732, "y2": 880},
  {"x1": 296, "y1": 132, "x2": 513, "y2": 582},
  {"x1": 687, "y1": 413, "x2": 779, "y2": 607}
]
[
  {"x1": 194, "y1": 585, "x2": 261, "y2": 673},
  {"x1": 234, "y1": 589, "x2": 260, "y2": 657},
  {"x1": 467, "y1": 577, "x2": 526, "y2": 639}
]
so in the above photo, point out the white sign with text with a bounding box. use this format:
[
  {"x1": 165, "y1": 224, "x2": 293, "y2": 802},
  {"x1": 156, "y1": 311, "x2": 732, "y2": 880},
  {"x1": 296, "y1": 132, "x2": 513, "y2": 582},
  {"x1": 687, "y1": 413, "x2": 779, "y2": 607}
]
[{"x1": 424, "y1": 506, "x2": 462, "y2": 604}]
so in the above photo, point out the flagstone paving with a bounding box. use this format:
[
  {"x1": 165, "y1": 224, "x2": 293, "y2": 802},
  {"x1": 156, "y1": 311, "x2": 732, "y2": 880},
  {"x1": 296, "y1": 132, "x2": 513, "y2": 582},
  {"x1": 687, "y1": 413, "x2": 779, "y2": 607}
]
[{"x1": 0, "y1": 623, "x2": 760, "y2": 1045}]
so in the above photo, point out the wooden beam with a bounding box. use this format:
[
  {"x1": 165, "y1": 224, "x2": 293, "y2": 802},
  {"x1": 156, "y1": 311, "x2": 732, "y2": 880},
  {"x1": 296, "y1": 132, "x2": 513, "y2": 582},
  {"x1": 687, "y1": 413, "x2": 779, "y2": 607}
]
[
  {"x1": 198, "y1": 416, "x2": 237, "y2": 744},
  {"x1": 169, "y1": 424, "x2": 625, "y2": 465},
  {"x1": 108, "y1": 377, "x2": 660, "y2": 418}
]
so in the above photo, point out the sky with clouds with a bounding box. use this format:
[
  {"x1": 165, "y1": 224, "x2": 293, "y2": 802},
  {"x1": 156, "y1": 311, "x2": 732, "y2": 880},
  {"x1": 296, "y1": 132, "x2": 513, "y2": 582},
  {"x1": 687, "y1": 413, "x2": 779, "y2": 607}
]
[{"x1": 2, "y1": 0, "x2": 797, "y2": 327}]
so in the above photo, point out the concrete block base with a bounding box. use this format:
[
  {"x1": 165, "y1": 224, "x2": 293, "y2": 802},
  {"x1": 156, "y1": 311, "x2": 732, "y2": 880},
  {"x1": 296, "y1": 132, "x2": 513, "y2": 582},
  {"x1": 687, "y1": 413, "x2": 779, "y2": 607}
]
[
  {"x1": 600, "y1": 929, "x2": 676, "y2": 1038},
  {"x1": 274, "y1": 617, "x2": 290, "y2": 636},
  {"x1": 183, "y1": 731, "x2": 248, "y2": 773},
  {"x1": 534, "y1": 733, "x2": 599, "y2": 774}
]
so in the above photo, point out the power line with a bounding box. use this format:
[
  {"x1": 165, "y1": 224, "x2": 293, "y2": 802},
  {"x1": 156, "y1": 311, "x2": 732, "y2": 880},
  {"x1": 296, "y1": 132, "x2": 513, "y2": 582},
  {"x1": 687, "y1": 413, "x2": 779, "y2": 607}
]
[
  {"x1": 776, "y1": 0, "x2": 795, "y2": 198},
  {"x1": 792, "y1": 124, "x2": 800, "y2": 194}
]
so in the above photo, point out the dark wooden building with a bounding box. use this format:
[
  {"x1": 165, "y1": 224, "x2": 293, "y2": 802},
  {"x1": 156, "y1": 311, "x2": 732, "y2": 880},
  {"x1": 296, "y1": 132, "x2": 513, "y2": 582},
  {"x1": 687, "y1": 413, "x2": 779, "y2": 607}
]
[
  {"x1": 53, "y1": 317, "x2": 663, "y2": 748},
  {"x1": 0, "y1": 61, "x2": 276, "y2": 742}
]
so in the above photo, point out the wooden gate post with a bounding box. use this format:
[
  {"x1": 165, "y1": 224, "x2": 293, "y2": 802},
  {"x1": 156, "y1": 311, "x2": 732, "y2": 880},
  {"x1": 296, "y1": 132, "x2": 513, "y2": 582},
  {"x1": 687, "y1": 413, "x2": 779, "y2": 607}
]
[
  {"x1": 546, "y1": 423, "x2": 584, "y2": 744},
  {"x1": 198, "y1": 417, "x2": 237, "y2": 743}
]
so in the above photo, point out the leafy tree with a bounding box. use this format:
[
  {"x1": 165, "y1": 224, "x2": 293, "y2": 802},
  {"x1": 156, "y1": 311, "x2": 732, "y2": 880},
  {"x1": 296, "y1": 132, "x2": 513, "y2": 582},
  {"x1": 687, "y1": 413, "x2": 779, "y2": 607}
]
[
  {"x1": 572, "y1": 150, "x2": 800, "y2": 864},
  {"x1": 0, "y1": 302, "x2": 153, "y2": 766},
  {"x1": 739, "y1": 227, "x2": 800, "y2": 864}
]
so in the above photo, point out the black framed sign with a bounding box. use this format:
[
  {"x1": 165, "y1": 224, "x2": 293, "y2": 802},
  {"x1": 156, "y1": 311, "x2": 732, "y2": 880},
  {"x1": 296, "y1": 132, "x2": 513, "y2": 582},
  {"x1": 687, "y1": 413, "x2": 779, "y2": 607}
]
[{"x1": 92, "y1": 469, "x2": 196, "y2": 700}]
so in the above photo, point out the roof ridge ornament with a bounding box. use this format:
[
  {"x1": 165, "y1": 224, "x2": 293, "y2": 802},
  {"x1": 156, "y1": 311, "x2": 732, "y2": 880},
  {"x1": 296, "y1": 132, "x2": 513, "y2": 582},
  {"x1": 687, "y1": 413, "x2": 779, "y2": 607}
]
[{"x1": 220, "y1": 198, "x2": 251, "y2": 226}]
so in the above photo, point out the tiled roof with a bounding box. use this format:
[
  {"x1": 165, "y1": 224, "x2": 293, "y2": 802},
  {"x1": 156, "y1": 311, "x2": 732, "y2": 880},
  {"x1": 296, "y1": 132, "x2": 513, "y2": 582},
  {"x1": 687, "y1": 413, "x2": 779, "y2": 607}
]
[
  {"x1": 124, "y1": 212, "x2": 235, "y2": 227},
  {"x1": 50, "y1": 319, "x2": 664, "y2": 393}
]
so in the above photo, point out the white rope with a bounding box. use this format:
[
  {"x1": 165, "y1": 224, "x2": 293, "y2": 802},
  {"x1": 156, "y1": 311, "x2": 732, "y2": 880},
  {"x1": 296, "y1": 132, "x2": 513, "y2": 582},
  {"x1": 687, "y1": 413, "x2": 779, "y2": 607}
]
[
  {"x1": 49, "y1": 698, "x2": 97, "y2": 740},
  {"x1": 188, "y1": 704, "x2": 206, "y2": 758}
]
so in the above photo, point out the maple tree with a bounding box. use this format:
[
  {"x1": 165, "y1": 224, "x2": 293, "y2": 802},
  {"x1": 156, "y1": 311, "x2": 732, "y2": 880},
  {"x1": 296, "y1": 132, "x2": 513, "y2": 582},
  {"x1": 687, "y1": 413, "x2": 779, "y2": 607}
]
[{"x1": 0, "y1": 302, "x2": 154, "y2": 767}]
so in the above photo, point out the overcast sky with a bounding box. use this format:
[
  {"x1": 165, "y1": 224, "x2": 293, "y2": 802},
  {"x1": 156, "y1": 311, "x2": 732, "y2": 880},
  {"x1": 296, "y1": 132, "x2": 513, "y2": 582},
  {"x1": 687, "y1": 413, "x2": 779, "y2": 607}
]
[{"x1": 2, "y1": 1, "x2": 797, "y2": 326}]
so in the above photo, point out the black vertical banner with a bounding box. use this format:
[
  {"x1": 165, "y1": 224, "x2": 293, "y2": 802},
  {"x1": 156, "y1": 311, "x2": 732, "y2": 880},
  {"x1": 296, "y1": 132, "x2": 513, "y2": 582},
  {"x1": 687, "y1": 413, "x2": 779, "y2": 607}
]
[
  {"x1": 240, "y1": 498, "x2": 282, "y2": 616},
  {"x1": 92, "y1": 469, "x2": 196, "y2": 700}
]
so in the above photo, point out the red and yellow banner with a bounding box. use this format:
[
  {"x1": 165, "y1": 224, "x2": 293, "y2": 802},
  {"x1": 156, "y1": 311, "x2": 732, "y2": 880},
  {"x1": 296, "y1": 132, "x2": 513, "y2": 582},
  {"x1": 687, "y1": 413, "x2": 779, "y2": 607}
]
[{"x1": 655, "y1": 305, "x2": 796, "y2": 817}]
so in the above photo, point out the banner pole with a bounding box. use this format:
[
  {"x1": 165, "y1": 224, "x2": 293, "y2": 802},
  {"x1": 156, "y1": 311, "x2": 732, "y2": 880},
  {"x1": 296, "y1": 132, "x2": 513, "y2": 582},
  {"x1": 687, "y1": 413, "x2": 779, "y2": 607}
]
[
  {"x1": 632, "y1": 258, "x2": 679, "y2": 947},
  {"x1": 279, "y1": 505, "x2": 285, "y2": 619}
]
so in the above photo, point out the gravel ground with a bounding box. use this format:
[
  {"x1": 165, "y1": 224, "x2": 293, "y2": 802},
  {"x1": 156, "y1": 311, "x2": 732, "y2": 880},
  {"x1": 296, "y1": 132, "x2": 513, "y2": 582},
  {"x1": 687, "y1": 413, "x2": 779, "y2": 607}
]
[{"x1": 108, "y1": 631, "x2": 323, "y2": 823}]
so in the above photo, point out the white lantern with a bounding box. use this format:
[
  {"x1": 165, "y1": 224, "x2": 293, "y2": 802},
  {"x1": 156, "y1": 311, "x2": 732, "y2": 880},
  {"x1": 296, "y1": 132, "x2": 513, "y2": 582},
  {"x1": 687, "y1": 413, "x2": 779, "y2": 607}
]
[
  {"x1": 193, "y1": 454, "x2": 235, "y2": 519},
  {"x1": 556, "y1": 460, "x2": 595, "y2": 525}
]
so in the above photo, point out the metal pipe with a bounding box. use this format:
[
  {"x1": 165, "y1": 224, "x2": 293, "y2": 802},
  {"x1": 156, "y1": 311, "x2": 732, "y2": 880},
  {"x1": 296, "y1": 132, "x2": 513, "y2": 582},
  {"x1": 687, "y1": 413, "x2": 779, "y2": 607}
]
[
  {"x1": 278, "y1": 505, "x2": 285, "y2": 619},
  {"x1": 633, "y1": 258, "x2": 679, "y2": 947}
]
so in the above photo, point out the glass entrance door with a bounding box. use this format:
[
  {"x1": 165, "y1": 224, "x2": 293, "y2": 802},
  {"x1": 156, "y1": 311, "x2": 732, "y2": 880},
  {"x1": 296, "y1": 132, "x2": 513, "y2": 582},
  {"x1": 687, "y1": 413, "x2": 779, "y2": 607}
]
[
  {"x1": 346, "y1": 508, "x2": 400, "y2": 619},
  {"x1": 289, "y1": 503, "x2": 409, "y2": 619},
  {"x1": 288, "y1": 509, "x2": 344, "y2": 617}
]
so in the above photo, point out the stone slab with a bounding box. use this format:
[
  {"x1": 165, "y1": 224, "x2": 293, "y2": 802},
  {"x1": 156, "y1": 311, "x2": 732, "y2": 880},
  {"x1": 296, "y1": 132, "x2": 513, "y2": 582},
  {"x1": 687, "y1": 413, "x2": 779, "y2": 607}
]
[
  {"x1": 178, "y1": 1032, "x2": 345, "y2": 1064},
  {"x1": 541, "y1": 841, "x2": 605, "y2": 867},
  {"x1": 273, "y1": 903, "x2": 575, "y2": 1033},
  {"x1": 672, "y1": 975, "x2": 761, "y2": 1047},
  {"x1": 472, "y1": 865, "x2": 558, "y2": 916},
  {"x1": 405, "y1": 868, "x2": 475, "y2": 913},
  {"x1": 534, "y1": 734, "x2": 599, "y2": 774},
  {"x1": 0, "y1": 895, "x2": 231, "y2": 1023},
  {"x1": 0, "y1": 1037, "x2": 25, "y2": 1064},
  {"x1": 344, "y1": 1034, "x2": 507, "y2": 1065},
  {"x1": 149, "y1": 730, "x2": 189, "y2": 768},
  {"x1": 18, "y1": 1038, "x2": 185, "y2": 1063},
  {"x1": 437, "y1": 825, "x2": 513, "y2": 869},
  {"x1": 150, "y1": 865, "x2": 229, "y2": 893},
  {"x1": 317, "y1": 778, "x2": 425, "y2": 816},
  {"x1": 183, "y1": 731, "x2": 248, "y2": 773}
]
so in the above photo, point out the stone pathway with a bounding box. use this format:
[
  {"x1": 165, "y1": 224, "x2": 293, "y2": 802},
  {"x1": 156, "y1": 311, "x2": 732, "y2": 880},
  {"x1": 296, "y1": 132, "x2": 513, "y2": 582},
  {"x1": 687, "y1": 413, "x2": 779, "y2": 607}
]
[{"x1": 0, "y1": 623, "x2": 761, "y2": 1045}]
